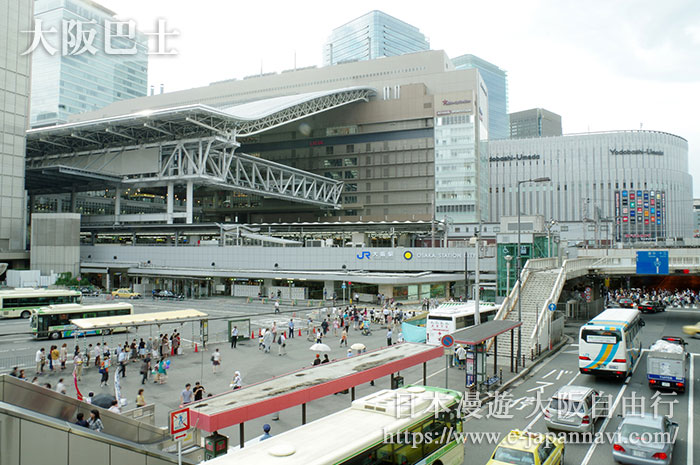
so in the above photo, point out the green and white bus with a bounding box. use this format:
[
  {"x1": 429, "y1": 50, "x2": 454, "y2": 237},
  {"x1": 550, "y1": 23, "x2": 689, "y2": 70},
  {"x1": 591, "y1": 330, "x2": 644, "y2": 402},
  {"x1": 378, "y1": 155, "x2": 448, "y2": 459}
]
[
  {"x1": 31, "y1": 302, "x2": 134, "y2": 339},
  {"x1": 0, "y1": 289, "x2": 81, "y2": 319},
  {"x1": 210, "y1": 385, "x2": 464, "y2": 465}
]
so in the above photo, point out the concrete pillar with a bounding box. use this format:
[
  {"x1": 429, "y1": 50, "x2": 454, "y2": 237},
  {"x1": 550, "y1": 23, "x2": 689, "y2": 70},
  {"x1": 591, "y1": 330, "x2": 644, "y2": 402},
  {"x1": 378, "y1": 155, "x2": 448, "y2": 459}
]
[
  {"x1": 114, "y1": 188, "x2": 121, "y2": 225},
  {"x1": 186, "y1": 181, "x2": 194, "y2": 224},
  {"x1": 70, "y1": 189, "x2": 77, "y2": 213},
  {"x1": 378, "y1": 284, "x2": 394, "y2": 299},
  {"x1": 323, "y1": 280, "x2": 334, "y2": 300},
  {"x1": 167, "y1": 182, "x2": 174, "y2": 225}
]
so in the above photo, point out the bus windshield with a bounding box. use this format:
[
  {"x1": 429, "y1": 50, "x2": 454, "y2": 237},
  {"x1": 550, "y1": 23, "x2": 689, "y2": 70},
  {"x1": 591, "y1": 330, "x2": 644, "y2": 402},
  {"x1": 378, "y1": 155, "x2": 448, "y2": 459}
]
[{"x1": 581, "y1": 328, "x2": 621, "y2": 344}]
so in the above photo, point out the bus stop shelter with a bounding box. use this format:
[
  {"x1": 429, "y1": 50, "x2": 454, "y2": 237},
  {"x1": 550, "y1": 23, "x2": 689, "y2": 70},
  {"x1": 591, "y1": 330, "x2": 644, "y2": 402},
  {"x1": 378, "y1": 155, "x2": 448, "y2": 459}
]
[
  {"x1": 186, "y1": 342, "x2": 444, "y2": 446},
  {"x1": 451, "y1": 320, "x2": 522, "y2": 390},
  {"x1": 70, "y1": 309, "x2": 209, "y2": 350}
]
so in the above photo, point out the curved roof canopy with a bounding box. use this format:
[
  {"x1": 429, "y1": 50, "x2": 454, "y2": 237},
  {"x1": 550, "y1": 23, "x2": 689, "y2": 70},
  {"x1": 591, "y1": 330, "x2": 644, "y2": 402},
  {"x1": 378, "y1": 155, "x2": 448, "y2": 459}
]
[{"x1": 26, "y1": 86, "x2": 375, "y2": 158}]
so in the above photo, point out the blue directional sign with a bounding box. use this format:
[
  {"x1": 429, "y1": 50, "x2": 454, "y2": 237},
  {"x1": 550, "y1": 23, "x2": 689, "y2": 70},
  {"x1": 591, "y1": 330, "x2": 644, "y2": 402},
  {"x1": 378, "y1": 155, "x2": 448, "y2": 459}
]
[
  {"x1": 636, "y1": 251, "x2": 669, "y2": 275},
  {"x1": 548, "y1": 303, "x2": 557, "y2": 312}
]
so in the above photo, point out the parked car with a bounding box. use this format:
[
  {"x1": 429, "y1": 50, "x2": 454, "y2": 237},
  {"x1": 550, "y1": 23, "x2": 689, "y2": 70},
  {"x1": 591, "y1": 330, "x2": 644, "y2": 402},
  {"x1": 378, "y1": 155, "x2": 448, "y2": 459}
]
[
  {"x1": 681, "y1": 321, "x2": 700, "y2": 338},
  {"x1": 487, "y1": 430, "x2": 564, "y2": 465},
  {"x1": 637, "y1": 301, "x2": 665, "y2": 313},
  {"x1": 612, "y1": 414, "x2": 678, "y2": 465},
  {"x1": 111, "y1": 288, "x2": 141, "y2": 299},
  {"x1": 79, "y1": 287, "x2": 100, "y2": 297},
  {"x1": 618, "y1": 298, "x2": 635, "y2": 308},
  {"x1": 544, "y1": 385, "x2": 609, "y2": 434},
  {"x1": 156, "y1": 289, "x2": 184, "y2": 301}
]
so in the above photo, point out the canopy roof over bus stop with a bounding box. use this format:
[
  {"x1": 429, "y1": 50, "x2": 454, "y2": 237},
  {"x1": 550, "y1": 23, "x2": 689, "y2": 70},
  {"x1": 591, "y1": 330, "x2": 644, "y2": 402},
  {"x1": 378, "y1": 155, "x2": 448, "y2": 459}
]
[
  {"x1": 70, "y1": 309, "x2": 208, "y2": 330},
  {"x1": 452, "y1": 320, "x2": 522, "y2": 346},
  {"x1": 188, "y1": 342, "x2": 443, "y2": 432}
]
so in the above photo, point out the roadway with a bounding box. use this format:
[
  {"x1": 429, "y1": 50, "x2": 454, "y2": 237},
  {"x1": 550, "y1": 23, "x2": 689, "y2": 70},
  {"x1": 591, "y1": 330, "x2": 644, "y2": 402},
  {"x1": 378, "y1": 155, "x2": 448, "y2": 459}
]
[{"x1": 459, "y1": 308, "x2": 699, "y2": 465}]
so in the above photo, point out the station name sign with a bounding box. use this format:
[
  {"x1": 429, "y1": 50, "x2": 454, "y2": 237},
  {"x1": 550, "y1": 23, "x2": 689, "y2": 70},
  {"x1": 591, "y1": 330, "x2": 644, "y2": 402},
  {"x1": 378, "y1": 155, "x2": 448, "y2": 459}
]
[
  {"x1": 489, "y1": 154, "x2": 541, "y2": 163},
  {"x1": 609, "y1": 149, "x2": 663, "y2": 156}
]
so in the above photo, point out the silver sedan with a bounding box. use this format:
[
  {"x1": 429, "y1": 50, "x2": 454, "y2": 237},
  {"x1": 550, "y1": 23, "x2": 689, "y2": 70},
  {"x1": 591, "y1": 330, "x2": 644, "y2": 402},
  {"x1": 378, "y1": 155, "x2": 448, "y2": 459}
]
[{"x1": 611, "y1": 414, "x2": 678, "y2": 465}]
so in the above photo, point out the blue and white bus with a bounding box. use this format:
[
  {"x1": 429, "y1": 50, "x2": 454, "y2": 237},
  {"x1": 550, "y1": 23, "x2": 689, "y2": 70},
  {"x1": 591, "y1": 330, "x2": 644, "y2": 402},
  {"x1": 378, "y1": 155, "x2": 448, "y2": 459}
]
[{"x1": 578, "y1": 308, "x2": 644, "y2": 379}]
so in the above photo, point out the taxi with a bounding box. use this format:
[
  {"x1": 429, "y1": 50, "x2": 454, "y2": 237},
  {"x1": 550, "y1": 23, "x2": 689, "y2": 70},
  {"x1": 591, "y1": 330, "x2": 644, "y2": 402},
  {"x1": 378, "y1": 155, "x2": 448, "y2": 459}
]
[
  {"x1": 486, "y1": 430, "x2": 564, "y2": 465},
  {"x1": 111, "y1": 288, "x2": 142, "y2": 299}
]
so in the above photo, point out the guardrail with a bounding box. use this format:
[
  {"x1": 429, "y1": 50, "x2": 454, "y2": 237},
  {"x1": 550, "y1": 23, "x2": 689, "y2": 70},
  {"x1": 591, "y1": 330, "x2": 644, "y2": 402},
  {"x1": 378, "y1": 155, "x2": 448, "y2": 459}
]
[{"x1": 122, "y1": 403, "x2": 156, "y2": 425}]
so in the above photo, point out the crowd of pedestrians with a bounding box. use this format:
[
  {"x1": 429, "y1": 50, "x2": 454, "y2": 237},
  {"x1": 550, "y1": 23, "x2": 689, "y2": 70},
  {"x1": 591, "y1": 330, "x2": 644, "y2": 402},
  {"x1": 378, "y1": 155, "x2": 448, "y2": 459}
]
[{"x1": 607, "y1": 287, "x2": 699, "y2": 307}]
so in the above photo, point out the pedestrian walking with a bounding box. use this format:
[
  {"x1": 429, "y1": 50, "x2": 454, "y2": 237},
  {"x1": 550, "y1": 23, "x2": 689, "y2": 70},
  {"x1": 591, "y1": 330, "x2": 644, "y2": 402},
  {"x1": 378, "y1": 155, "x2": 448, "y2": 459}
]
[
  {"x1": 59, "y1": 343, "x2": 68, "y2": 370},
  {"x1": 108, "y1": 400, "x2": 120, "y2": 414},
  {"x1": 140, "y1": 357, "x2": 150, "y2": 385},
  {"x1": 73, "y1": 350, "x2": 84, "y2": 381},
  {"x1": 56, "y1": 378, "x2": 67, "y2": 395},
  {"x1": 277, "y1": 332, "x2": 286, "y2": 356},
  {"x1": 231, "y1": 325, "x2": 238, "y2": 348},
  {"x1": 118, "y1": 348, "x2": 127, "y2": 377},
  {"x1": 93, "y1": 343, "x2": 101, "y2": 368},
  {"x1": 193, "y1": 382, "x2": 205, "y2": 401},
  {"x1": 260, "y1": 424, "x2": 272, "y2": 441},
  {"x1": 88, "y1": 410, "x2": 103, "y2": 432},
  {"x1": 35, "y1": 348, "x2": 46, "y2": 374},
  {"x1": 274, "y1": 300, "x2": 280, "y2": 313},
  {"x1": 136, "y1": 388, "x2": 146, "y2": 407},
  {"x1": 211, "y1": 348, "x2": 222, "y2": 373},
  {"x1": 181, "y1": 383, "x2": 193, "y2": 405},
  {"x1": 386, "y1": 328, "x2": 393, "y2": 346},
  {"x1": 99, "y1": 362, "x2": 109, "y2": 387},
  {"x1": 333, "y1": 318, "x2": 339, "y2": 336},
  {"x1": 156, "y1": 358, "x2": 168, "y2": 384},
  {"x1": 230, "y1": 371, "x2": 242, "y2": 390},
  {"x1": 340, "y1": 328, "x2": 348, "y2": 347},
  {"x1": 262, "y1": 329, "x2": 272, "y2": 353},
  {"x1": 50, "y1": 345, "x2": 59, "y2": 371}
]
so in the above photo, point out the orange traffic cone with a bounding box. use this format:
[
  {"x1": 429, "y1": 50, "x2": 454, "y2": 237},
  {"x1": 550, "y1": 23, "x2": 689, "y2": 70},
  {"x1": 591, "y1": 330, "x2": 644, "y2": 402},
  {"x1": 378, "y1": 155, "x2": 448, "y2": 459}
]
[
  {"x1": 251, "y1": 331, "x2": 255, "y2": 339},
  {"x1": 258, "y1": 328, "x2": 262, "y2": 337},
  {"x1": 298, "y1": 329, "x2": 302, "y2": 337},
  {"x1": 194, "y1": 343, "x2": 198, "y2": 353}
]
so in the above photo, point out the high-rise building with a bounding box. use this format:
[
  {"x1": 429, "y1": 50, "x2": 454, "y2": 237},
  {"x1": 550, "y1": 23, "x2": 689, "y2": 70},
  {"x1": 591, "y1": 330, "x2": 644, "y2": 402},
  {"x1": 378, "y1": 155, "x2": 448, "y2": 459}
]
[
  {"x1": 323, "y1": 10, "x2": 429, "y2": 66},
  {"x1": 0, "y1": 0, "x2": 32, "y2": 256},
  {"x1": 452, "y1": 54, "x2": 508, "y2": 140},
  {"x1": 509, "y1": 108, "x2": 562, "y2": 139},
  {"x1": 30, "y1": 0, "x2": 148, "y2": 127}
]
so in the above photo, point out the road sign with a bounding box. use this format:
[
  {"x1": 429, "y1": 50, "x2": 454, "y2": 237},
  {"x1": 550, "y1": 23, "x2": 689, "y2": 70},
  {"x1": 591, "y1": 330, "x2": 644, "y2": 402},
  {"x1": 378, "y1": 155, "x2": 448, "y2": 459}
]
[
  {"x1": 584, "y1": 287, "x2": 592, "y2": 303},
  {"x1": 441, "y1": 335, "x2": 454, "y2": 348},
  {"x1": 636, "y1": 251, "x2": 669, "y2": 275},
  {"x1": 548, "y1": 303, "x2": 556, "y2": 312},
  {"x1": 170, "y1": 408, "x2": 190, "y2": 438},
  {"x1": 341, "y1": 282, "x2": 346, "y2": 289}
]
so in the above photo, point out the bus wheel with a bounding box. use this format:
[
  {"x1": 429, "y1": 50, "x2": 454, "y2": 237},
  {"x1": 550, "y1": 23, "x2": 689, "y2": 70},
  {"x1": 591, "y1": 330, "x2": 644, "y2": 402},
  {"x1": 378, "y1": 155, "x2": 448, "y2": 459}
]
[
  {"x1": 21, "y1": 310, "x2": 31, "y2": 319},
  {"x1": 50, "y1": 332, "x2": 61, "y2": 340}
]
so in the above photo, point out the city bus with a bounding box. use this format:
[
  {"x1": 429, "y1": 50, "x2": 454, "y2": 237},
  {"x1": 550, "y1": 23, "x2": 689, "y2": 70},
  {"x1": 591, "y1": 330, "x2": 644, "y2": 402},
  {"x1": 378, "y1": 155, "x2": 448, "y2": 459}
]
[
  {"x1": 30, "y1": 302, "x2": 134, "y2": 339},
  {"x1": 425, "y1": 301, "x2": 499, "y2": 345},
  {"x1": 209, "y1": 385, "x2": 464, "y2": 465},
  {"x1": 0, "y1": 288, "x2": 81, "y2": 319},
  {"x1": 579, "y1": 308, "x2": 644, "y2": 379}
]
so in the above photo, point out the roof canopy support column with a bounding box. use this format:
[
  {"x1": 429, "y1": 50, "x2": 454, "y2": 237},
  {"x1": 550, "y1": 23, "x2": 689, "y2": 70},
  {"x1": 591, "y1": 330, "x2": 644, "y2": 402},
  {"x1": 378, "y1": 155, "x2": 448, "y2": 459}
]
[
  {"x1": 167, "y1": 182, "x2": 174, "y2": 225},
  {"x1": 114, "y1": 187, "x2": 121, "y2": 226},
  {"x1": 186, "y1": 181, "x2": 193, "y2": 224}
]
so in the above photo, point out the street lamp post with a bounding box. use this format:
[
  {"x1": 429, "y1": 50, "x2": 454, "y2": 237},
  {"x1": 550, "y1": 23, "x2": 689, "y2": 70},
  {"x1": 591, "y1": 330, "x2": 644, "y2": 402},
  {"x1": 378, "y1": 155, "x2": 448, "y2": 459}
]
[
  {"x1": 516, "y1": 177, "x2": 550, "y2": 371},
  {"x1": 505, "y1": 254, "x2": 512, "y2": 295}
]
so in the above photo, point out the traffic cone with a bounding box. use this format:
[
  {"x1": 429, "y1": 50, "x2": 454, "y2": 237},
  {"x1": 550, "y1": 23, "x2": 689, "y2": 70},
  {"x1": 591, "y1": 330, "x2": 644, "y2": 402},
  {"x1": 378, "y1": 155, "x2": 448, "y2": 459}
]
[
  {"x1": 251, "y1": 331, "x2": 255, "y2": 339},
  {"x1": 298, "y1": 329, "x2": 302, "y2": 337},
  {"x1": 194, "y1": 343, "x2": 198, "y2": 353},
  {"x1": 258, "y1": 328, "x2": 262, "y2": 337}
]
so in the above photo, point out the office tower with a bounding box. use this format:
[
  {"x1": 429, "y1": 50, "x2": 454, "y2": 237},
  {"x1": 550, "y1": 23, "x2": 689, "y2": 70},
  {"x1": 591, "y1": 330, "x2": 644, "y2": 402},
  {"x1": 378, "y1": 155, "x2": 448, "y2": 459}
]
[
  {"x1": 30, "y1": 0, "x2": 148, "y2": 127},
  {"x1": 509, "y1": 108, "x2": 562, "y2": 139},
  {"x1": 452, "y1": 54, "x2": 508, "y2": 140},
  {"x1": 323, "y1": 10, "x2": 429, "y2": 66},
  {"x1": 0, "y1": 0, "x2": 32, "y2": 255}
]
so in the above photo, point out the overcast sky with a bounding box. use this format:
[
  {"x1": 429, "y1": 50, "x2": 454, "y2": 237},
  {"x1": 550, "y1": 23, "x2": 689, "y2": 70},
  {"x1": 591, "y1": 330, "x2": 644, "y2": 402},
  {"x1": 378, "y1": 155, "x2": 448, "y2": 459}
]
[{"x1": 99, "y1": 0, "x2": 700, "y2": 196}]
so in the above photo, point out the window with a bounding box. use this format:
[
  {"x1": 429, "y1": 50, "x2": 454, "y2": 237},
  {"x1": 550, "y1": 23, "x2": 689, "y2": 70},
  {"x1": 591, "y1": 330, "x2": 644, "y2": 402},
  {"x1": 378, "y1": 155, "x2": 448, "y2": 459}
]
[
  {"x1": 325, "y1": 146, "x2": 334, "y2": 155},
  {"x1": 346, "y1": 144, "x2": 354, "y2": 153},
  {"x1": 344, "y1": 195, "x2": 357, "y2": 204}
]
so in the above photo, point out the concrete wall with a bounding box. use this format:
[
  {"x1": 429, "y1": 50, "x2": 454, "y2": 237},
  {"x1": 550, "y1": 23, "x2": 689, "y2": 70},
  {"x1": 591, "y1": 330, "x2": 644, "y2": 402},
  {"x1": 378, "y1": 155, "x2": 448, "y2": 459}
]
[{"x1": 30, "y1": 213, "x2": 80, "y2": 276}]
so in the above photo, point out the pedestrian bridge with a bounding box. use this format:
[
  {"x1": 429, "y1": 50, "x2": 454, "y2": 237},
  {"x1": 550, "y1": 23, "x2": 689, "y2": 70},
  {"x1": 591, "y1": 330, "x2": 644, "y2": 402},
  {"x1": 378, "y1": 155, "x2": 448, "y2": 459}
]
[{"x1": 493, "y1": 248, "x2": 700, "y2": 363}]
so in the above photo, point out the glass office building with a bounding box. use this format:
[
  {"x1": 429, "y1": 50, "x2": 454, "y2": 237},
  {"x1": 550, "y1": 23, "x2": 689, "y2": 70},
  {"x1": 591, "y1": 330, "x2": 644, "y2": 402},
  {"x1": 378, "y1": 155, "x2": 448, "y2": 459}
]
[
  {"x1": 452, "y1": 54, "x2": 508, "y2": 140},
  {"x1": 30, "y1": 0, "x2": 147, "y2": 127},
  {"x1": 0, "y1": 0, "x2": 32, "y2": 253},
  {"x1": 323, "y1": 10, "x2": 429, "y2": 66}
]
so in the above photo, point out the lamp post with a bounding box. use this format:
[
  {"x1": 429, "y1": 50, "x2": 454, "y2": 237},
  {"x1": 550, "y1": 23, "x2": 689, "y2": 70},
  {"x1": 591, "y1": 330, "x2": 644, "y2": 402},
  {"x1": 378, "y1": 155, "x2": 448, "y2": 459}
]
[
  {"x1": 505, "y1": 254, "x2": 512, "y2": 295},
  {"x1": 546, "y1": 219, "x2": 558, "y2": 258},
  {"x1": 516, "y1": 177, "x2": 550, "y2": 371}
]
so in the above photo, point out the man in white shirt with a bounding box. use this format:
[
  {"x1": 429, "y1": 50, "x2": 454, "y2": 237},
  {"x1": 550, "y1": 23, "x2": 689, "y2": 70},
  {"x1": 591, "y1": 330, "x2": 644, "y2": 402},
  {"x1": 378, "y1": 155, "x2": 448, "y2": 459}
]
[
  {"x1": 118, "y1": 349, "x2": 128, "y2": 377},
  {"x1": 108, "y1": 400, "x2": 121, "y2": 414},
  {"x1": 55, "y1": 378, "x2": 67, "y2": 395},
  {"x1": 35, "y1": 348, "x2": 45, "y2": 375},
  {"x1": 456, "y1": 345, "x2": 467, "y2": 370}
]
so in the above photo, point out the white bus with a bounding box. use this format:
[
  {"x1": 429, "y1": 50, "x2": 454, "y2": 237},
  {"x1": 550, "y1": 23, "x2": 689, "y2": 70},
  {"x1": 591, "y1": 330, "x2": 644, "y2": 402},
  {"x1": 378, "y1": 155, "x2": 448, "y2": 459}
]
[
  {"x1": 579, "y1": 308, "x2": 644, "y2": 379},
  {"x1": 30, "y1": 302, "x2": 134, "y2": 339},
  {"x1": 209, "y1": 386, "x2": 464, "y2": 465},
  {"x1": 0, "y1": 288, "x2": 81, "y2": 319},
  {"x1": 425, "y1": 301, "x2": 499, "y2": 345}
]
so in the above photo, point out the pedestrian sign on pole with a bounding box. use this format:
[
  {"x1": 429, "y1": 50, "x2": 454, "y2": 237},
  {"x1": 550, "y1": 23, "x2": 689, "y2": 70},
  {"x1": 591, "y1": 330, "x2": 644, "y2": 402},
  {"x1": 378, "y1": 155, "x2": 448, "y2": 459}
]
[
  {"x1": 170, "y1": 408, "x2": 190, "y2": 438},
  {"x1": 548, "y1": 303, "x2": 556, "y2": 312},
  {"x1": 341, "y1": 282, "x2": 346, "y2": 289},
  {"x1": 441, "y1": 335, "x2": 454, "y2": 348}
]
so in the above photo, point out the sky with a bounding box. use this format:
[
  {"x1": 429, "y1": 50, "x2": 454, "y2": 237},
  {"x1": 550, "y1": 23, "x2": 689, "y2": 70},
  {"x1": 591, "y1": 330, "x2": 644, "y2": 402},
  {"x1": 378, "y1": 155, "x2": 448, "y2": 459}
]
[{"x1": 99, "y1": 0, "x2": 700, "y2": 196}]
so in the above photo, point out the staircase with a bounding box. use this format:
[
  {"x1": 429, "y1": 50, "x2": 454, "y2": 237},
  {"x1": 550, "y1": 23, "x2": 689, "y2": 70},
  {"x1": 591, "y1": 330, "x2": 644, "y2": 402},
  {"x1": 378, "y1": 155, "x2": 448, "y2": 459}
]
[{"x1": 495, "y1": 269, "x2": 559, "y2": 359}]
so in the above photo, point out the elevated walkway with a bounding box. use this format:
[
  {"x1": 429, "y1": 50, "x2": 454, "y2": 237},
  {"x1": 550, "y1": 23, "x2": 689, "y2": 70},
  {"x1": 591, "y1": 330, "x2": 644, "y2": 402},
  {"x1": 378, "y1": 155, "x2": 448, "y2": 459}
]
[{"x1": 0, "y1": 375, "x2": 203, "y2": 465}]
